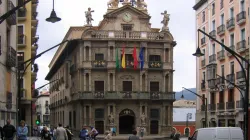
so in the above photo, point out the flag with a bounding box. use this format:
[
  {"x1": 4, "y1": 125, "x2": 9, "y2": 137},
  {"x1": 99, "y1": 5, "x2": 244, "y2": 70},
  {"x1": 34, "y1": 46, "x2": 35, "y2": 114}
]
[
  {"x1": 139, "y1": 47, "x2": 144, "y2": 71},
  {"x1": 115, "y1": 48, "x2": 120, "y2": 69},
  {"x1": 121, "y1": 44, "x2": 126, "y2": 69},
  {"x1": 133, "y1": 45, "x2": 138, "y2": 69}
]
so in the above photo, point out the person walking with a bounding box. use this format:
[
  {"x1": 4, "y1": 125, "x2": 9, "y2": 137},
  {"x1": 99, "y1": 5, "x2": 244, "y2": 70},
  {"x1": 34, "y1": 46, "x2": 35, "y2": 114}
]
[
  {"x1": 0, "y1": 126, "x2": 4, "y2": 140},
  {"x1": 89, "y1": 126, "x2": 98, "y2": 140},
  {"x1": 2, "y1": 119, "x2": 16, "y2": 140},
  {"x1": 17, "y1": 120, "x2": 28, "y2": 140},
  {"x1": 55, "y1": 123, "x2": 68, "y2": 140},
  {"x1": 128, "y1": 130, "x2": 140, "y2": 140},
  {"x1": 53, "y1": 127, "x2": 57, "y2": 140},
  {"x1": 64, "y1": 126, "x2": 73, "y2": 140},
  {"x1": 79, "y1": 126, "x2": 88, "y2": 140},
  {"x1": 40, "y1": 126, "x2": 51, "y2": 140},
  {"x1": 104, "y1": 131, "x2": 112, "y2": 140}
]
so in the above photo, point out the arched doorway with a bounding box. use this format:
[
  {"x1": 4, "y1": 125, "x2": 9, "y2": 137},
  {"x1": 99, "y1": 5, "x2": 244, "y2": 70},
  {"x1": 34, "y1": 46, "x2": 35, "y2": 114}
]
[
  {"x1": 185, "y1": 127, "x2": 190, "y2": 137},
  {"x1": 119, "y1": 109, "x2": 135, "y2": 134}
]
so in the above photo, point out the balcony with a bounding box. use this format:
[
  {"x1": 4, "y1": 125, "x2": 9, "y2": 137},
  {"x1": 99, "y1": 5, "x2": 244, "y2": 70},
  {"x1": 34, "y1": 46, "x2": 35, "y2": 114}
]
[
  {"x1": 236, "y1": 100, "x2": 243, "y2": 109},
  {"x1": 201, "y1": 59, "x2": 206, "y2": 67},
  {"x1": 18, "y1": 34, "x2": 26, "y2": 47},
  {"x1": 208, "y1": 79, "x2": 217, "y2": 89},
  {"x1": 226, "y1": 74, "x2": 235, "y2": 84},
  {"x1": 31, "y1": 45, "x2": 38, "y2": 58},
  {"x1": 86, "y1": 30, "x2": 166, "y2": 40},
  {"x1": 236, "y1": 40, "x2": 246, "y2": 53},
  {"x1": 148, "y1": 61, "x2": 162, "y2": 70},
  {"x1": 31, "y1": 25, "x2": 38, "y2": 37},
  {"x1": 227, "y1": 45, "x2": 235, "y2": 56},
  {"x1": 209, "y1": 30, "x2": 216, "y2": 39},
  {"x1": 32, "y1": 0, "x2": 38, "y2": 12},
  {"x1": 217, "y1": 24, "x2": 225, "y2": 36},
  {"x1": 201, "y1": 37, "x2": 206, "y2": 45},
  {"x1": 6, "y1": 0, "x2": 16, "y2": 25},
  {"x1": 32, "y1": 36, "x2": 39, "y2": 45},
  {"x1": 226, "y1": 18, "x2": 235, "y2": 30},
  {"x1": 217, "y1": 103, "x2": 225, "y2": 110},
  {"x1": 236, "y1": 71, "x2": 245, "y2": 81},
  {"x1": 201, "y1": 80, "x2": 206, "y2": 90},
  {"x1": 32, "y1": 12, "x2": 38, "y2": 27},
  {"x1": 73, "y1": 91, "x2": 175, "y2": 101},
  {"x1": 236, "y1": 11, "x2": 246, "y2": 25},
  {"x1": 217, "y1": 50, "x2": 225, "y2": 61},
  {"x1": 32, "y1": 0, "x2": 39, "y2": 4},
  {"x1": 208, "y1": 104, "x2": 216, "y2": 111},
  {"x1": 6, "y1": 46, "x2": 16, "y2": 68},
  {"x1": 209, "y1": 54, "x2": 216, "y2": 63},
  {"x1": 18, "y1": 7, "x2": 26, "y2": 21},
  {"x1": 226, "y1": 101, "x2": 235, "y2": 110}
]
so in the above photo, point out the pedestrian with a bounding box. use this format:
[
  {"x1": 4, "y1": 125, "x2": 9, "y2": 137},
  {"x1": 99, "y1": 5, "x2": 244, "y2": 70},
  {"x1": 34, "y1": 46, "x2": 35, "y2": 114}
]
[
  {"x1": 17, "y1": 120, "x2": 28, "y2": 140},
  {"x1": 128, "y1": 130, "x2": 140, "y2": 140},
  {"x1": 0, "y1": 126, "x2": 4, "y2": 140},
  {"x1": 111, "y1": 127, "x2": 116, "y2": 136},
  {"x1": 89, "y1": 126, "x2": 98, "y2": 140},
  {"x1": 41, "y1": 126, "x2": 51, "y2": 140},
  {"x1": 64, "y1": 126, "x2": 73, "y2": 140},
  {"x1": 53, "y1": 127, "x2": 57, "y2": 140},
  {"x1": 2, "y1": 119, "x2": 16, "y2": 140},
  {"x1": 55, "y1": 123, "x2": 68, "y2": 140},
  {"x1": 140, "y1": 127, "x2": 145, "y2": 138},
  {"x1": 104, "y1": 131, "x2": 112, "y2": 140},
  {"x1": 79, "y1": 126, "x2": 88, "y2": 140}
]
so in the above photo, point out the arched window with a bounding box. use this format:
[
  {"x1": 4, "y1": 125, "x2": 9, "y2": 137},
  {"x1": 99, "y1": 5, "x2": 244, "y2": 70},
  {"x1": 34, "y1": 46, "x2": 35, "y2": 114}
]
[{"x1": 184, "y1": 127, "x2": 190, "y2": 137}]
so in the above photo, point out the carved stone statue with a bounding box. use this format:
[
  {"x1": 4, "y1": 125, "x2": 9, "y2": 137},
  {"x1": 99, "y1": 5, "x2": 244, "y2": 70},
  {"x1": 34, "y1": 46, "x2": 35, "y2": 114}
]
[
  {"x1": 140, "y1": 113, "x2": 146, "y2": 125},
  {"x1": 161, "y1": 10, "x2": 170, "y2": 31},
  {"x1": 136, "y1": 0, "x2": 147, "y2": 9},
  {"x1": 107, "y1": 0, "x2": 119, "y2": 8},
  {"x1": 85, "y1": 7, "x2": 94, "y2": 25},
  {"x1": 109, "y1": 113, "x2": 114, "y2": 124}
]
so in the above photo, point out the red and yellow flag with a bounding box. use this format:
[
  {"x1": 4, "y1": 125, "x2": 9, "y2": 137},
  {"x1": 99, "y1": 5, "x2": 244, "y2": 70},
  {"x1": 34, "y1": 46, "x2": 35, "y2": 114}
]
[{"x1": 121, "y1": 44, "x2": 126, "y2": 68}]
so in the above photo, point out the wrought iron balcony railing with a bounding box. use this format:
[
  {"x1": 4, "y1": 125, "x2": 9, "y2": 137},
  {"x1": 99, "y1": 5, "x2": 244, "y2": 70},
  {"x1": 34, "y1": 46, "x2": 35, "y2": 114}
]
[
  {"x1": 217, "y1": 50, "x2": 225, "y2": 60},
  {"x1": 236, "y1": 40, "x2": 246, "y2": 53},
  {"x1": 226, "y1": 101, "x2": 235, "y2": 109},
  {"x1": 226, "y1": 74, "x2": 235, "y2": 83},
  {"x1": 208, "y1": 104, "x2": 216, "y2": 111},
  {"x1": 217, "y1": 102, "x2": 225, "y2": 110},
  {"x1": 236, "y1": 11, "x2": 246, "y2": 23},
  {"x1": 209, "y1": 54, "x2": 216, "y2": 63},
  {"x1": 148, "y1": 61, "x2": 162, "y2": 69},
  {"x1": 226, "y1": 18, "x2": 235, "y2": 30},
  {"x1": 217, "y1": 24, "x2": 225, "y2": 35},
  {"x1": 209, "y1": 30, "x2": 216, "y2": 38}
]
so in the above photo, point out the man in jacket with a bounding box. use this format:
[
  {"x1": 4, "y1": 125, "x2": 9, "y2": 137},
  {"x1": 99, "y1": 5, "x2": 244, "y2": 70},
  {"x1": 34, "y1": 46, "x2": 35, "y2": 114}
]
[
  {"x1": 55, "y1": 123, "x2": 68, "y2": 140},
  {"x1": 64, "y1": 126, "x2": 73, "y2": 140},
  {"x1": 3, "y1": 120, "x2": 16, "y2": 140}
]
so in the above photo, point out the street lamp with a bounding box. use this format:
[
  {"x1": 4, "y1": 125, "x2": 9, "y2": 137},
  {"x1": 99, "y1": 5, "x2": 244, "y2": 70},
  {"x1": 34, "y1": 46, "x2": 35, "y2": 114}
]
[
  {"x1": 194, "y1": 29, "x2": 249, "y2": 140},
  {"x1": 46, "y1": 0, "x2": 61, "y2": 23},
  {"x1": 186, "y1": 113, "x2": 192, "y2": 137},
  {"x1": 182, "y1": 87, "x2": 208, "y2": 128},
  {"x1": 17, "y1": 39, "x2": 78, "y2": 131}
]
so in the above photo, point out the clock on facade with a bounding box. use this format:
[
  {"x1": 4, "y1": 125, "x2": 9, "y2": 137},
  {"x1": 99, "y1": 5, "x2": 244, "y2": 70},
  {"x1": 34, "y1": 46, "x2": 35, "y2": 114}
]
[{"x1": 123, "y1": 13, "x2": 132, "y2": 22}]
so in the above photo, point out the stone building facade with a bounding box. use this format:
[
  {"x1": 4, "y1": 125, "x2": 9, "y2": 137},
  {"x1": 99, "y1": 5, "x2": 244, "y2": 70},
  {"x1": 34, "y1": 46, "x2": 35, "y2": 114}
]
[{"x1": 46, "y1": 2, "x2": 176, "y2": 137}]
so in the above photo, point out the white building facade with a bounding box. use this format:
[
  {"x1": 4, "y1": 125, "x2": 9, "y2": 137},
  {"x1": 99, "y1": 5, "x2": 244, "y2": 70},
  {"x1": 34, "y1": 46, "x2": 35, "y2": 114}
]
[
  {"x1": 0, "y1": 0, "x2": 17, "y2": 126},
  {"x1": 35, "y1": 92, "x2": 50, "y2": 126}
]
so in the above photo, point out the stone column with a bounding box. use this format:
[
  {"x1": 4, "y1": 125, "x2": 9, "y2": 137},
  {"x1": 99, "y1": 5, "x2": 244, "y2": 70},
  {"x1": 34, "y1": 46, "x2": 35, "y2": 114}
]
[
  {"x1": 168, "y1": 106, "x2": 171, "y2": 125},
  {"x1": 79, "y1": 70, "x2": 82, "y2": 91},
  {"x1": 113, "y1": 47, "x2": 115, "y2": 61},
  {"x1": 163, "y1": 73, "x2": 166, "y2": 92},
  {"x1": 89, "y1": 72, "x2": 92, "y2": 91},
  {"x1": 108, "y1": 105, "x2": 110, "y2": 116},
  {"x1": 145, "y1": 48, "x2": 148, "y2": 62},
  {"x1": 83, "y1": 73, "x2": 86, "y2": 91},
  {"x1": 145, "y1": 73, "x2": 148, "y2": 91},
  {"x1": 163, "y1": 48, "x2": 166, "y2": 62},
  {"x1": 80, "y1": 46, "x2": 83, "y2": 62},
  {"x1": 89, "y1": 47, "x2": 92, "y2": 61},
  {"x1": 113, "y1": 73, "x2": 116, "y2": 91},
  {"x1": 89, "y1": 105, "x2": 92, "y2": 125},
  {"x1": 84, "y1": 106, "x2": 86, "y2": 126},
  {"x1": 108, "y1": 73, "x2": 110, "y2": 91},
  {"x1": 140, "y1": 72, "x2": 143, "y2": 91},
  {"x1": 84, "y1": 47, "x2": 86, "y2": 61},
  {"x1": 79, "y1": 104, "x2": 83, "y2": 126},
  {"x1": 108, "y1": 46, "x2": 110, "y2": 61}
]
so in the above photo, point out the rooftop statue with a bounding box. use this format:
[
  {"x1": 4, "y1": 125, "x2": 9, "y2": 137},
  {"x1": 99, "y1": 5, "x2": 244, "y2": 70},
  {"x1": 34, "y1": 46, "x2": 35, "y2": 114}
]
[
  {"x1": 136, "y1": 0, "x2": 147, "y2": 9},
  {"x1": 161, "y1": 10, "x2": 170, "y2": 31},
  {"x1": 107, "y1": 0, "x2": 119, "y2": 8},
  {"x1": 85, "y1": 7, "x2": 94, "y2": 26}
]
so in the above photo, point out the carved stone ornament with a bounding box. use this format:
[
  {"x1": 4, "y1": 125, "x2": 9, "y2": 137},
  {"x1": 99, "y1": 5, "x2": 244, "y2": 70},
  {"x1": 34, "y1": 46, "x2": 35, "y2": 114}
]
[
  {"x1": 120, "y1": 75, "x2": 135, "y2": 80},
  {"x1": 109, "y1": 112, "x2": 115, "y2": 124}
]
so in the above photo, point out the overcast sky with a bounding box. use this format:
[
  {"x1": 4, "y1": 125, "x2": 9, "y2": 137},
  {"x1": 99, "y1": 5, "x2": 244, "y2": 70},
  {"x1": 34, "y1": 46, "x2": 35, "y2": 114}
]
[{"x1": 35, "y1": 0, "x2": 196, "y2": 92}]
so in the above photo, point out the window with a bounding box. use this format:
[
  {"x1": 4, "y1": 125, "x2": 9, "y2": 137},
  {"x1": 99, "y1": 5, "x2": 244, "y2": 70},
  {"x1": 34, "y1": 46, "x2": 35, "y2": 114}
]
[
  {"x1": 212, "y1": 20, "x2": 215, "y2": 30},
  {"x1": 203, "y1": 72, "x2": 206, "y2": 81},
  {"x1": 212, "y1": 44, "x2": 215, "y2": 54},
  {"x1": 212, "y1": 3, "x2": 215, "y2": 15},
  {"x1": 241, "y1": 28, "x2": 245, "y2": 40},
  {"x1": 202, "y1": 11, "x2": 205, "y2": 22},
  {"x1": 202, "y1": 49, "x2": 205, "y2": 59},
  {"x1": 95, "y1": 109, "x2": 104, "y2": 119},
  {"x1": 18, "y1": 25, "x2": 24, "y2": 44},
  {"x1": 220, "y1": 14, "x2": 224, "y2": 24},
  {"x1": 17, "y1": 52, "x2": 24, "y2": 70},
  {"x1": 230, "y1": 7, "x2": 234, "y2": 18},
  {"x1": 228, "y1": 89, "x2": 234, "y2": 101},
  {"x1": 69, "y1": 111, "x2": 72, "y2": 127},
  {"x1": 122, "y1": 24, "x2": 132, "y2": 31},
  {"x1": 220, "y1": 0, "x2": 223, "y2": 9},
  {"x1": 150, "y1": 82, "x2": 159, "y2": 91},
  {"x1": 230, "y1": 34, "x2": 234, "y2": 46},
  {"x1": 150, "y1": 109, "x2": 159, "y2": 119},
  {"x1": 240, "y1": 0, "x2": 245, "y2": 11},
  {"x1": 221, "y1": 39, "x2": 224, "y2": 50},
  {"x1": 94, "y1": 81, "x2": 104, "y2": 91},
  {"x1": 221, "y1": 65, "x2": 224, "y2": 76},
  {"x1": 230, "y1": 62, "x2": 234, "y2": 74},
  {"x1": 123, "y1": 81, "x2": 132, "y2": 91},
  {"x1": 202, "y1": 27, "x2": 205, "y2": 37},
  {"x1": 95, "y1": 53, "x2": 104, "y2": 60},
  {"x1": 149, "y1": 55, "x2": 161, "y2": 61}
]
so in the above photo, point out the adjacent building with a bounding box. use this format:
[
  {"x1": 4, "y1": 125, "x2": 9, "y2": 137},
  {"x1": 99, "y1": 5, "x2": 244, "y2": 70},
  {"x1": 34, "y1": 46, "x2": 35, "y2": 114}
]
[
  {"x1": 46, "y1": 1, "x2": 176, "y2": 137},
  {"x1": 17, "y1": 0, "x2": 39, "y2": 127},
  {"x1": 193, "y1": 0, "x2": 249, "y2": 129},
  {"x1": 35, "y1": 90, "x2": 50, "y2": 126},
  {"x1": 0, "y1": 0, "x2": 17, "y2": 126}
]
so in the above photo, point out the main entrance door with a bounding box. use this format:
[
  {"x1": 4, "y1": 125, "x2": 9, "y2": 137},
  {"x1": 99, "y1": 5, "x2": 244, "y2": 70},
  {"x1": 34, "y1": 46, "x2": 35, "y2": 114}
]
[{"x1": 119, "y1": 109, "x2": 135, "y2": 134}]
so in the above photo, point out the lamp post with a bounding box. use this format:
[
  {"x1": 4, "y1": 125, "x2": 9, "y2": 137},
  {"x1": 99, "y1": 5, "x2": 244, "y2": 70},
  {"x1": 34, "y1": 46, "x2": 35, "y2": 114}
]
[
  {"x1": 46, "y1": 0, "x2": 61, "y2": 23},
  {"x1": 182, "y1": 87, "x2": 207, "y2": 128},
  {"x1": 17, "y1": 39, "x2": 77, "y2": 130},
  {"x1": 186, "y1": 113, "x2": 192, "y2": 137},
  {"x1": 193, "y1": 29, "x2": 249, "y2": 140}
]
